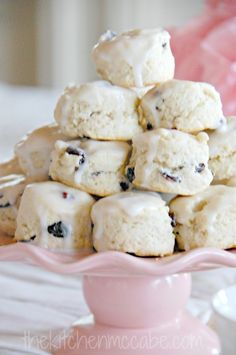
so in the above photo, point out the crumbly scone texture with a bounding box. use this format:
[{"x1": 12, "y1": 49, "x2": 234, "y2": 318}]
[
  {"x1": 49, "y1": 140, "x2": 132, "y2": 196},
  {"x1": 54, "y1": 81, "x2": 142, "y2": 140},
  {"x1": 15, "y1": 124, "x2": 67, "y2": 181},
  {"x1": 170, "y1": 185, "x2": 236, "y2": 251},
  {"x1": 15, "y1": 181, "x2": 95, "y2": 250},
  {"x1": 92, "y1": 29, "x2": 175, "y2": 88},
  {"x1": 127, "y1": 128, "x2": 213, "y2": 195},
  {"x1": 139, "y1": 80, "x2": 224, "y2": 133},
  {"x1": 91, "y1": 191, "x2": 175, "y2": 256},
  {"x1": 0, "y1": 175, "x2": 26, "y2": 236},
  {"x1": 208, "y1": 116, "x2": 236, "y2": 181}
]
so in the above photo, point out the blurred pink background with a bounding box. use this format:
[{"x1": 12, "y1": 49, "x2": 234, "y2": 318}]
[{"x1": 171, "y1": 0, "x2": 236, "y2": 115}]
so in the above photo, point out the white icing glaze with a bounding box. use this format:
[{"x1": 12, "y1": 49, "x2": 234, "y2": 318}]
[
  {"x1": 36, "y1": 181, "x2": 90, "y2": 213},
  {"x1": 132, "y1": 85, "x2": 154, "y2": 98},
  {"x1": 56, "y1": 80, "x2": 138, "y2": 129},
  {"x1": 53, "y1": 140, "x2": 87, "y2": 184},
  {"x1": 22, "y1": 182, "x2": 92, "y2": 248},
  {"x1": 98, "y1": 30, "x2": 117, "y2": 43},
  {"x1": 93, "y1": 28, "x2": 171, "y2": 87},
  {"x1": 0, "y1": 175, "x2": 26, "y2": 206},
  {"x1": 159, "y1": 193, "x2": 177, "y2": 204},
  {"x1": 208, "y1": 116, "x2": 236, "y2": 157},
  {"x1": 0, "y1": 156, "x2": 22, "y2": 177},
  {"x1": 3, "y1": 184, "x2": 25, "y2": 206},
  {"x1": 171, "y1": 185, "x2": 236, "y2": 234},
  {"x1": 140, "y1": 86, "x2": 162, "y2": 126},
  {"x1": 80, "y1": 139, "x2": 130, "y2": 157},
  {"x1": 132, "y1": 130, "x2": 160, "y2": 185},
  {"x1": 91, "y1": 191, "x2": 165, "y2": 240},
  {"x1": 60, "y1": 91, "x2": 76, "y2": 127},
  {"x1": 132, "y1": 129, "x2": 209, "y2": 188},
  {"x1": 54, "y1": 139, "x2": 130, "y2": 184},
  {"x1": 0, "y1": 174, "x2": 25, "y2": 189},
  {"x1": 75, "y1": 81, "x2": 133, "y2": 106},
  {"x1": 15, "y1": 124, "x2": 67, "y2": 178}
]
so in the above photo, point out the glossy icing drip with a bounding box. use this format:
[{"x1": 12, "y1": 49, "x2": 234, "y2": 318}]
[
  {"x1": 93, "y1": 28, "x2": 171, "y2": 87},
  {"x1": 15, "y1": 124, "x2": 66, "y2": 178},
  {"x1": 171, "y1": 185, "x2": 236, "y2": 233},
  {"x1": 209, "y1": 116, "x2": 236, "y2": 157}
]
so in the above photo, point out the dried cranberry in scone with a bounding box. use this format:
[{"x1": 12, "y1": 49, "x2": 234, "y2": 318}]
[
  {"x1": 49, "y1": 139, "x2": 131, "y2": 197},
  {"x1": 139, "y1": 80, "x2": 223, "y2": 133},
  {"x1": 128, "y1": 128, "x2": 212, "y2": 196},
  {"x1": 15, "y1": 181, "x2": 95, "y2": 250}
]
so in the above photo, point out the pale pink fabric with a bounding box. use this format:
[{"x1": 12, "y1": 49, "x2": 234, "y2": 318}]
[{"x1": 170, "y1": 0, "x2": 236, "y2": 115}]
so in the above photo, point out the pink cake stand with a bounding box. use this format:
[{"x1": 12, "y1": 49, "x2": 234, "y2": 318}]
[{"x1": 1, "y1": 242, "x2": 236, "y2": 355}]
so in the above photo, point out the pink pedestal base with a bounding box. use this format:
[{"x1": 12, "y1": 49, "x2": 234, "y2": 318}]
[
  {"x1": 55, "y1": 273, "x2": 220, "y2": 355},
  {"x1": 2, "y1": 244, "x2": 234, "y2": 354}
]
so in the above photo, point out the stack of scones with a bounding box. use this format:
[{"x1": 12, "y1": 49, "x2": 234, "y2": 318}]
[{"x1": 1, "y1": 28, "x2": 236, "y2": 256}]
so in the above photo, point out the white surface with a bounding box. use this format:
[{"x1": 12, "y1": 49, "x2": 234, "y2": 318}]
[
  {"x1": 212, "y1": 285, "x2": 236, "y2": 355},
  {"x1": 0, "y1": 83, "x2": 60, "y2": 161},
  {"x1": 43, "y1": 0, "x2": 203, "y2": 87},
  {"x1": 0, "y1": 83, "x2": 236, "y2": 354},
  {"x1": 213, "y1": 285, "x2": 236, "y2": 322},
  {"x1": 0, "y1": 0, "x2": 204, "y2": 87}
]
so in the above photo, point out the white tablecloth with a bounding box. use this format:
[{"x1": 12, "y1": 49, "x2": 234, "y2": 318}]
[{"x1": 0, "y1": 82, "x2": 236, "y2": 354}]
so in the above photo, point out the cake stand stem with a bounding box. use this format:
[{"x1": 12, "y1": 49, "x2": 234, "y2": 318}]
[{"x1": 55, "y1": 273, "x2": 220, "y2": 355}]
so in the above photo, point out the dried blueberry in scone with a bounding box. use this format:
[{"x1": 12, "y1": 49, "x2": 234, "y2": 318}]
[
  {"x1": 49, "y1": 139, "x2": 131, "y2": 197},
  {"x1": 15, "y1": 181, "x2": 95, "y2": 250},
  {"x1": 126, "y1": 167, "x2": 135, "y2": 183},
  {"x1": 139, "y1": 80, "x2": 224, "y2": 133},
  {"x1": 0, "y1": 174, "x2": 26, "y2": 236},
  {"x1": 127, "y1": 128, "x2": 212, "y2": 195}
]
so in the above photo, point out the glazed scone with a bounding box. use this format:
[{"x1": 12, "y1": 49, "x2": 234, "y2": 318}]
[
  {"x1": 0, "y1": 175, "x2": 26, "y2": 236},
  {"x1": 92, "y1": 29, "x2": 175, "y2": 88},
  {"x1": 54, "y1": 81, "x2": 142, "y2": 140},
  {"x1": 15, "y1": 181, "x2": 95, "y2": 250},
  {"x1": 49, "y1": 140, "x2": 131, "y2": 196},
  {"x1": 208, "y1": 116, "x2": 236, "y2": 181},
  {"x1": 170, "y1": 185, "x2": 236, "y2": 251},
  {"x1": 139, "y1": 80, "x2": 224, "y2": 133},
  {"x1": 15, "y1": 124, "x2": 67, "y2": 181},
  {"x1": 0, "y1": 156, "x2": 23, "y2": 177},
  {"x1": 127, "y1": 129, "x2": 213, "y2": 195},
  {"x1": 91, "y1": 191, "x2": 175, "y2": 256}
]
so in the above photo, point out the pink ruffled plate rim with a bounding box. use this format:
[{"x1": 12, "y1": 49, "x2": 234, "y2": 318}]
[{"x1": 0, "y1": 241, "x2": 236, "y2": 277}]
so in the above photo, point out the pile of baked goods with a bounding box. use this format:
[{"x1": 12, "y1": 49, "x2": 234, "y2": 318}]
[{"x1": 0, "y1": 28, "x2": 236, "y2": 256}]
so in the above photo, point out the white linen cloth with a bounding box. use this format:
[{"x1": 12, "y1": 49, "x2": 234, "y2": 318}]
[{"x1": 0, "y1": 82, "x2": 235, "y2": 354}]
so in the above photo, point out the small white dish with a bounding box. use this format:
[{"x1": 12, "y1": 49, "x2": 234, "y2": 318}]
[{"x1": 212, "y1": 284, "x2": 236, "y2": 355}]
